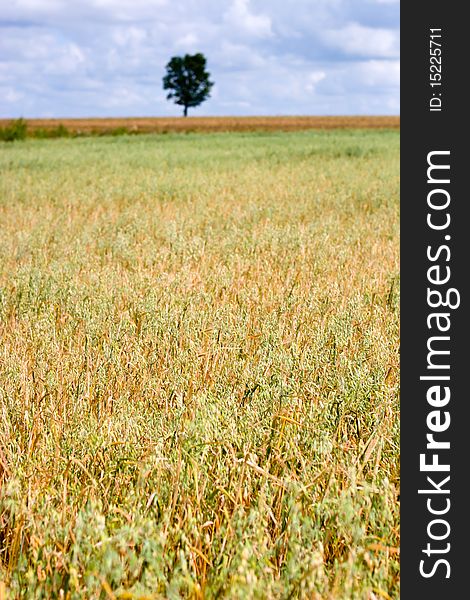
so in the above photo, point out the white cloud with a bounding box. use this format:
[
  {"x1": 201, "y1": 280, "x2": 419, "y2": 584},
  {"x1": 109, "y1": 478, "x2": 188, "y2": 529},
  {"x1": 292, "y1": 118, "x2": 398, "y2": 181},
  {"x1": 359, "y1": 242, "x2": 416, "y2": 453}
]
[
  {"x1": 10, "y1": 0, "x2": 63, "y2": 12},
  {"x1": 216, "y1": 42, "x2": 267, "y2": 70},
  {"x1": 44, "y1": 43, "x2": 86, "y2": 75},
  {"x1": 174, "y1": 33, "x2": 199, "y2": 51},
  {"x1": 1, "y1": 87, "x2": 24, "y2": 103},
  {"x1": 112, "y1": 27, "x2": 147, "y2": 47},
  {"x1": 322, "y1": 22, "x2": 399, "y2": 58},
  {"x1": 224, "y1": 0, "x2": 273, "y2": 39},
  {"x1": 90, "y1": 0, "x2": 169, "y2": 21},
  {"x1": 105, "y1": 85, "x2": 146, "y2": 107},
  {"x1": 0, "y1": 1, "x2": 399, "y2": 118},
  {"x1": 355, "y1": 59, "x2": 400, "y2": 87},
  {"x1": 92, "y1": 0, "x2": 167, "y2": 8},
  {"x1": 305, "y1": 71, "x2": 326, "y2": 93}
]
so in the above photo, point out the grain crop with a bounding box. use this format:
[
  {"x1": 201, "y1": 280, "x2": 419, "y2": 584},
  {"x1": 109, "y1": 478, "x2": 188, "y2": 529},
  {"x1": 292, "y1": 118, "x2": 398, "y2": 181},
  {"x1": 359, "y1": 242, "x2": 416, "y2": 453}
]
[{"x1": 0, "y1": 128, "x2": 399, "y2": 598}]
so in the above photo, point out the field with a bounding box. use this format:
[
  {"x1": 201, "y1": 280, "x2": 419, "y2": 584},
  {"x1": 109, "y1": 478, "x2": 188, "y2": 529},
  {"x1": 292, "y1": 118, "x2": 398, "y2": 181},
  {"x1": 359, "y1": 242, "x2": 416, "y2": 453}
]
[
  {"x1": 0, "y1": 128, "x2": 399, "y2": 598},
  {"x1": 0, "y1": 116, "x2": 399, "y2": 137}
]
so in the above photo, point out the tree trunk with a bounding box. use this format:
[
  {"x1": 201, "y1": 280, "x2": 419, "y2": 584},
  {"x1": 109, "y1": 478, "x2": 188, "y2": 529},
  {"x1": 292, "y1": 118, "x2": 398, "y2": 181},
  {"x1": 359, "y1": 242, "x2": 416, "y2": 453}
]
[{"x1": 183, "y1": 105, "x2": 188, "y2": 117}]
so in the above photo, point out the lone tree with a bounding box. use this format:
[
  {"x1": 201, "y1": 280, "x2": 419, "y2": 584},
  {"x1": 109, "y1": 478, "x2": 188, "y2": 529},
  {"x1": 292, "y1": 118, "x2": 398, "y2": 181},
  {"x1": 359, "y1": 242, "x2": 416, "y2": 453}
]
[{"x1": 163, "y1": 53, "x2": 214, "y2": 117}]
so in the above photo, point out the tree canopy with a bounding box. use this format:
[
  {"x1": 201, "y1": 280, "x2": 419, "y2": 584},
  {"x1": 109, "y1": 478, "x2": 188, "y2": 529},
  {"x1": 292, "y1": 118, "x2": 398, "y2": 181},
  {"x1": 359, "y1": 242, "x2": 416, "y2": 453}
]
[{"x1": 163, "y1": 53, "x2": 214, "y2": 117}]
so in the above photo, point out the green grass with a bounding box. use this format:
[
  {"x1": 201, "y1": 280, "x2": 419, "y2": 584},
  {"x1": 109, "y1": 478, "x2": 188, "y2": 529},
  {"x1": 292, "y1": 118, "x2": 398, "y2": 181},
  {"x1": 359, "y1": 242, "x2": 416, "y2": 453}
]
[{"x1": 0, "y1": 130, "x2": 399, "y2": 599}]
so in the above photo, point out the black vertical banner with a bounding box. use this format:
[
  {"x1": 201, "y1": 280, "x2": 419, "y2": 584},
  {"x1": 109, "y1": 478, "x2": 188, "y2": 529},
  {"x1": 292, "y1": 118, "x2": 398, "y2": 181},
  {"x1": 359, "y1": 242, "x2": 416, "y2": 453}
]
[{"x1": 401, "y1": 4, "x2": 467, "y2": 598}]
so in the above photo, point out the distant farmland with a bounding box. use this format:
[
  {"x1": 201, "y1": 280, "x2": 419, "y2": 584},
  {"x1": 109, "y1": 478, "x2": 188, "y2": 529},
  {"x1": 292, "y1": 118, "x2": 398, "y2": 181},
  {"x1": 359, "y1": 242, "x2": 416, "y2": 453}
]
[{"x1": 0, "y1": 115, "x2": 399, "y2": 136}]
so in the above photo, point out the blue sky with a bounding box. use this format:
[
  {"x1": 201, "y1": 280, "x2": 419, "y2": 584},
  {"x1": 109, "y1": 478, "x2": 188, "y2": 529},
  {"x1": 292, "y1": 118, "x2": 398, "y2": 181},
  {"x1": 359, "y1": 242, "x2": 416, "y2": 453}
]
[{"x1": 0, "y1": 0, "x2": 399, "y2": 118}]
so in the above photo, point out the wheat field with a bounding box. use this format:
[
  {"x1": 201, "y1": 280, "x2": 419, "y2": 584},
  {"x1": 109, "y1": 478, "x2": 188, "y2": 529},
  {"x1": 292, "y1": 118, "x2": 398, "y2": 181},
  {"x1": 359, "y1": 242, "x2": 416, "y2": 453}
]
[{"x1": 0, "y1": 129, "x2": 399, "y2": 598}]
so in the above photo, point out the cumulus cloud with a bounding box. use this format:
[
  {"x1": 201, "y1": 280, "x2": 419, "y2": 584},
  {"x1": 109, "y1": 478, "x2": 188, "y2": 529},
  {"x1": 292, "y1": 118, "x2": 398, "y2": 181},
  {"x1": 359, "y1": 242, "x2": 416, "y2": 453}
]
[
  {"x1": 224, "y1": 0, "x2": 273, "y2": 39},
  {"x1": 356, "y1": 59, "x2": 400, "y2": 87},
  {"x1": 0, "y1": 0, "x2": 399, "y2": 117},
  {"x1": 322, "y1": 22, "x2": 399, "y2": 58}
]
